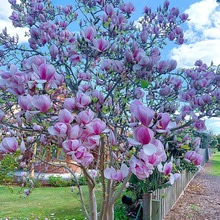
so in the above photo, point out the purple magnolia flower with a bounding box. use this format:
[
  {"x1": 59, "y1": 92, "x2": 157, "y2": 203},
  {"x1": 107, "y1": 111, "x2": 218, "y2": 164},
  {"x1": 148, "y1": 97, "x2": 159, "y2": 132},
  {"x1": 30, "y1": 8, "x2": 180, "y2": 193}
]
[
  {"x1": 82, "y1": 26, "x2": 96, "y2": 42},
  {"x1": 92, "y1": 38, "x2": 109, "y2": 52},
  {"x1": 0, "y1": 137, "x2": 18, "y2": 153},
  {"x1": 104, "y1": 4, "x2": 114, "y2": 17},
  {"x1": 120, "y1": 2, "x2": 135, "y2": 14},
  {"x1": 194, "y1": 120, "x2": 206, "y2": 132}
]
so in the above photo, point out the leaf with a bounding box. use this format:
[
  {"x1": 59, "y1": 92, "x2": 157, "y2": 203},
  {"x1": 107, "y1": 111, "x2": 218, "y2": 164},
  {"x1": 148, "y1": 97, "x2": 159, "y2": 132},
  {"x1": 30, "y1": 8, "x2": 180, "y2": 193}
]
[
  {"x1": 140, "y1": 80, "x2": 149, "y2": 88},
  {"x1": 177, "y1": 137, "x2": 182, "y2": 142},
  {"x1": 181, "y1": 144, "x2": 190, "y2": 150}
]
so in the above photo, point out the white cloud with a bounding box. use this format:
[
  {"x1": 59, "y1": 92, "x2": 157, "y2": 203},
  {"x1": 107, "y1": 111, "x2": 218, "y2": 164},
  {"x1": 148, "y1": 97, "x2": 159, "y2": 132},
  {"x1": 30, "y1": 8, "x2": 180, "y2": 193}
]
[
  {"x1": 170, "y1": 0, "x2": 220, "y2": 68},
  {"x1": 205, "y1": 118, "x2": 220, "y2": 134},
  {"x1": 0, "y1": 0, "x2": 28, "y2": 43}
]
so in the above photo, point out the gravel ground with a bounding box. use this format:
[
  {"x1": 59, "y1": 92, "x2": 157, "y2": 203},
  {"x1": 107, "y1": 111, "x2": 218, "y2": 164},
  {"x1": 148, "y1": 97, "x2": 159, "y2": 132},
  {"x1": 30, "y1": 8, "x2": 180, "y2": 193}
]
[{"x1": 164, "y1": 161, "x2": 220, "y2": 220}]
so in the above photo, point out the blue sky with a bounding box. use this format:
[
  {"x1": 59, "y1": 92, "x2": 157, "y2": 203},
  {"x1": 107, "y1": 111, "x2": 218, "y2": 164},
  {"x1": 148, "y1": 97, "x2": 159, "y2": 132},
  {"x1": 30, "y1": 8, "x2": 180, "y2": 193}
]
[{"x1": 1, "y1": 0, "x2": 220, "y2": 134}]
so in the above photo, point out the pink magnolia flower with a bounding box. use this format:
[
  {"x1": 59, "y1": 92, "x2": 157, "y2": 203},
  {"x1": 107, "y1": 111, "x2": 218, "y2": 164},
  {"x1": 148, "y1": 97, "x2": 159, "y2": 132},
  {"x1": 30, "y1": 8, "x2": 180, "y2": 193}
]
[
  {"x1": 158, "y1": 162, "x2": 172, "y2": 175},
  {"x1": 109, "y1": 129, "x2": 116, "y2": 146},
  {"x1": 64, "y1": 98, "x2": 76, "y2": 111},
  {"x1": 58, "y1": 109, "x2": 74, "y2": 124},
  {"x1": 32, "y1": 95, "x2": 52, "y2": 112},
  {"x1": 0, "y1": 137, "x2": 18, "y2": 153},
  {"x1": 82, "y1": 26, "x2": 96, "y2": 42},
  {"x1": 104, "y1": 164, "x2": 129, "y2": 182},
  {"x1": 86, "y1": 118, "x2": 106, "y2": 135},
  {"x1": 18, "y1": 95, "x2": 33, "y2": 111},
  {"x1": 48, "y1": 122, "x2": 68, "y2": 136},
  {"x1": 92, "y1": 38, "x2": 109, "y2": 52},
  {"x1": 83, "y1": 135, "x2": 100, "y2": 149},
  {"x1": 130, "y1": 100, "x2": 155, "y2": 126},
  {"x1": 69, "y1": 125, "x2": 81, "y2": 139},
  {"x1": 62, "y1": 139, "x2": 81, "y2": 154},
  {"x1": 75, "y1": 92, "x2": 91, "y2": 109},
  {"x1": 77, "y1": 109, "x2": 94, "y2": 125},
  {"x1": 33, "y1": 63, "x2": 56, "y2": 82},
  {"x1": 155, "y1": 113, "x2": 170, "y2": 133},
  {"x1": 184, "y1": 151, "x2": 203, "y2": 166},
  {"x1": 49, "y1": 45, "x2": 59, "y2": 60},
  {"x1": 79, "y1": 151, "x2": 94, "y2": 167},
  {"x1": 133, "y1": 126, "x2": 154, "y2": 145},
  {"x1": 129, "y1": 156, "x2": 154, "y2": 180}
]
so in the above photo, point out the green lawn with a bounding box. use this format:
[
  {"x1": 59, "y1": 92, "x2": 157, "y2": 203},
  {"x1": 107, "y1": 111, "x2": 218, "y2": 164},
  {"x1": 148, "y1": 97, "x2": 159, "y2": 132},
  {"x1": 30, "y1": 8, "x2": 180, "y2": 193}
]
[
  {"x1": 209, "y1": 151, "x2": 220, "y2": 176},
  {"x1": 0, "y1": 183, "x2": 127, "y2": 220},
  {"x1": 0, "y1": 185, "x2": 90, "y2": 220}
]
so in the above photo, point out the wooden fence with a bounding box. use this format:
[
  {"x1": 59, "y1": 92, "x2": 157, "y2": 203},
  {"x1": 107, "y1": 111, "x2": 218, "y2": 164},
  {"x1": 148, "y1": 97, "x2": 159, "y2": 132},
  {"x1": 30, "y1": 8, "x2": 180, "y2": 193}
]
[{"x1": 144, "y1": 148, "x2": 211, "y2": 220}]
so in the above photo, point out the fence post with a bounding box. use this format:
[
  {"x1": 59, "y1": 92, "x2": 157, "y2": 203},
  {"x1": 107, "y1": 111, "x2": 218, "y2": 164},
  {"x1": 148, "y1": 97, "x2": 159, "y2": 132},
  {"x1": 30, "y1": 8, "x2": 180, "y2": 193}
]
[
  {"x1": 143, "y1": 193, "x2": 152, "y2": 220},
  {"x1": 152, "y1": 199, "x2": 161, "y2": 220}
]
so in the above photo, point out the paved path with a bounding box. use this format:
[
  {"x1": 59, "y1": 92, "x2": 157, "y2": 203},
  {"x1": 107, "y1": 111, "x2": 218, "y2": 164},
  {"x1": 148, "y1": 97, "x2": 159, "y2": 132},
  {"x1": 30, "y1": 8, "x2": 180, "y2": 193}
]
[{"x1": 164, "y1": 161, "x2": 220, "y2": 220}]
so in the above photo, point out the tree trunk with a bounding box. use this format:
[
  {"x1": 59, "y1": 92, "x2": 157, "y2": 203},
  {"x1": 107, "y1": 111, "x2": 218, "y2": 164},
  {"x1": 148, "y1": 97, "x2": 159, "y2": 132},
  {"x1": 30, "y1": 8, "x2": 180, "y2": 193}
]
[
  {"x1": 30, "y1": 143, "x2": 37, "y2": 178},
  {"x1": 88, "y1": 185, "x2": 98, "y2": 220}
]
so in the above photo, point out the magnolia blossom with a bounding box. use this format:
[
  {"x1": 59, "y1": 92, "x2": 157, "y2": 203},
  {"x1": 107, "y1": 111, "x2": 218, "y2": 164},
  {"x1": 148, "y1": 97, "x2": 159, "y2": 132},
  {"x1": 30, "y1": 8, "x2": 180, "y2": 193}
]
[
  {"x1": 32, "y1": 95, "x2": 52, "y2": 112},
  {"x1": 64, "y1": 98, "x2": 76, "y2": 111},
  {"x1": 184, "y1": 151, "x2": 203, "y2": 166},
  {"x1": 129, "y1": 156, "x2": 154, "y2": 180},
  {"x1": 58, "y1": 109, "x2": 74, "y2": 124},
  {"x1": 92, "y1": 38, "x2": 109, "y2": 52},
  {"x1": 48, "y1": 122, "x2": 68, "y2": 136},
  {"x1": 158, "y1": 162, "x2": 172, "y2": 176},
  {"x1": 155, "y1": 113, "x2": 170, "y2": 133},
  {"x1": 33, "y1": 63, "x2": 56, "y2": 82},
  {"x1": 130, "y1": 100, "x2": 155, "y2": 126},
  {"x1": 77, "y1": 109, "x2": 94, "y2": 125},
  {"x1": 0, "y1": 137, "x2": 18, "y2": 153},
  {"x1": 86, "y1": 118, "x2": 106, "y2": 135},
  {"x1": 18, "y1": 94, "x2": 33, "y2": 111},
  {"x1": 194, "y1": 120, "x2": 206, "y2": 132},
  {"x1": 49, "y1": 45, "x2": 59, "y2": 60},
  {"x1": 82, "y1": 26, "x2": 96, "y2": 42},
  {"x1": 75, "y1": 92, "x2": 91, "y2": 109},
  {"x1": 104, "y1": 164, "x2": 129, "y2": 182}
]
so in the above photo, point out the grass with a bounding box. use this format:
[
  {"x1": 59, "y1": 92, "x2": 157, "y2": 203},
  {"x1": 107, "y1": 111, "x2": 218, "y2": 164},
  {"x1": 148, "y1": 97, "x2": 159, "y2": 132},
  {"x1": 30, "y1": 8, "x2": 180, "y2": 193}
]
[
  {"x1": 0, "y1": 184, "x2": 126, "y2": 220},
  {"x1": 209, "y1": 151, "x2": 220, "y2": 176},
  {"x1": 0, "y1": 185, "x2": 91, "y2": 220}
]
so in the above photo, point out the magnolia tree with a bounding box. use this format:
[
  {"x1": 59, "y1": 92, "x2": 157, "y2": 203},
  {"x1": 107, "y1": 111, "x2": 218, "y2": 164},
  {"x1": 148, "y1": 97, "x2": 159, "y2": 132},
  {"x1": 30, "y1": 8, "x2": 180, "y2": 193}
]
[{"x1": 0, "y1": 0, "x2": 219, "y2": 219}]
